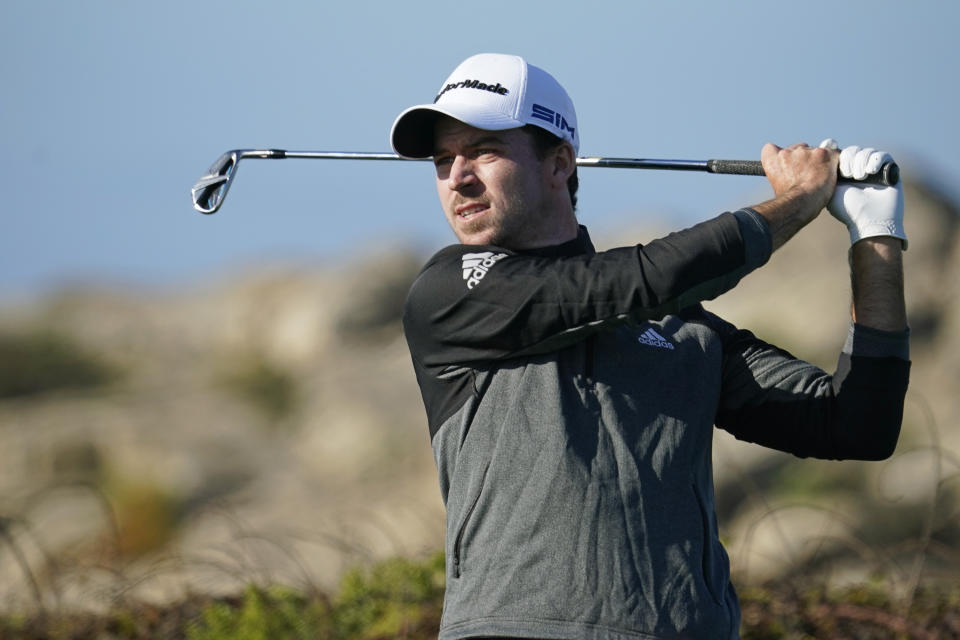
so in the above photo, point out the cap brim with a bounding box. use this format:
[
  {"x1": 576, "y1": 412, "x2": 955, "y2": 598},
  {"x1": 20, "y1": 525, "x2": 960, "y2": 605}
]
[{"x1": 390, "y1": 102, "x2": 524, "y2": 159}]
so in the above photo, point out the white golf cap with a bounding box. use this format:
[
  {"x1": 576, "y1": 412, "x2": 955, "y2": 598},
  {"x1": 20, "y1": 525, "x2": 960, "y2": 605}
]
[{"x1": 390, "y1": 53, "x2": 579, "y2": 158}]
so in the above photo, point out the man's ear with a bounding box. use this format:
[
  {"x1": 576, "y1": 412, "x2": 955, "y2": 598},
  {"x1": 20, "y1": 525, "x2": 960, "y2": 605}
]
[{"x1": 550, "y1": 142, "x2": 576, "y2": 187}]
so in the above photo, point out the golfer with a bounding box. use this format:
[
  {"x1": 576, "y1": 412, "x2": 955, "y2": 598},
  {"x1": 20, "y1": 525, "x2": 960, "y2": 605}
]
[{"x1": 391, "y1": 53, "x2": 909, "y2": 640}]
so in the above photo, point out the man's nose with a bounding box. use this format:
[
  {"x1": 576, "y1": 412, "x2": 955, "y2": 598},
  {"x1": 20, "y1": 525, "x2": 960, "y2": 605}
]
[{"x1": 448, "y1": 155, "x2": 478, "y2": 191}]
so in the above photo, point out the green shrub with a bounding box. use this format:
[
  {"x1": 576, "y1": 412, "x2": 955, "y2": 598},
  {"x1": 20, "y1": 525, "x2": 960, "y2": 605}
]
[
  {"x1": 217, "y1": 356, "x2": 298, "y2": 422},
  {"x1": 106, "y1": 481, "x2": 180, "y2": 558},
  {"x1": 331, "y1": 552, "x2": 445, "y2": 639},
  {"x1": 333, "y1": 251, "x2": 423, "y2": 343},
  {"x1": 0, "y1": 330, "x2": 116, "y2": 399},
  {"x1": 185, "y1": 553, "x2": 444, "y2": 640},
  {"x1": 739, "y1": 580, "x2": 960, "y2": 639},
  {"x1": 186, "y1": 586, "x2": 328, "y2": 640}
]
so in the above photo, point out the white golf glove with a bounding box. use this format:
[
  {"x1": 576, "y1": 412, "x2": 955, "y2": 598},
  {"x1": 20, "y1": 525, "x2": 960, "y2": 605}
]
[{"x1": 819, "y1": 138, "x2": 907, "y2": 250}]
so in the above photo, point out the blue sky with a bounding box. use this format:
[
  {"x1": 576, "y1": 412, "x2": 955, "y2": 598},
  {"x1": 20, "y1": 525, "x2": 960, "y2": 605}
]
[{"x1": 2, "y1": 1, "x2": 957, "y2": 298}]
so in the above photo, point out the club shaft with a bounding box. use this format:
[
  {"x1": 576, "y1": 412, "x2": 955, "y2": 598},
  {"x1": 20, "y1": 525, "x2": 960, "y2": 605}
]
[
  {"x1": 235, "y1": 149, "x2": 899, "y2": 184},
  {"x1": 249, "y1": 150, "x2": 420, "y2": 161},
  {"x1": 237, "y1": 149, "x2": 715, "y2": 171}
]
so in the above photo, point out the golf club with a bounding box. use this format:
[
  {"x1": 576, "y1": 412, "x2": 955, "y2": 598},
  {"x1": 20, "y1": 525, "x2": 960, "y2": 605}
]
[{"x1": 191, "y1": 148, "x2": 900, "y2": 215}]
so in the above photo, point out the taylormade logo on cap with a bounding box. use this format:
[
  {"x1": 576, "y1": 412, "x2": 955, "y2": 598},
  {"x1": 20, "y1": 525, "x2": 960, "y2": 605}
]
[
  {"x1": 390, "y1": 53, "x2": 579, "y2": 158},
  {"x1": 435, "y1": 79, "x2": 510, "y2": 101}
]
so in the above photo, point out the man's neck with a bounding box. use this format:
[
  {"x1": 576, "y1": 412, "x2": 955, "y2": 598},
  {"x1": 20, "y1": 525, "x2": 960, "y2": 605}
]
[{"x1": 508, "y1": 205, "x2": 578, "y2": 250}]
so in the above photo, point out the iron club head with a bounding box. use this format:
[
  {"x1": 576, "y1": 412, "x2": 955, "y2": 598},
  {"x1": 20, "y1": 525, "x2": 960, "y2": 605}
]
[{"x1": 191, "y1": 150, "x2": 241, "y2": 214}]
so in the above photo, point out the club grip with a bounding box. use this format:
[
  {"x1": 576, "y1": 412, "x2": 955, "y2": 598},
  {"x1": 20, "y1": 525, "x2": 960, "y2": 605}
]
[
  {"x1": 706, "y1": 159, "x2": 900, "y2": 186},
  {"x1": 706, "y1": 159, "x2": 766, "y2": 177}
]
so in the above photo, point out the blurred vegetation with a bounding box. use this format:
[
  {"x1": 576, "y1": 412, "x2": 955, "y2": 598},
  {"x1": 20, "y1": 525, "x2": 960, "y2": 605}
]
[
  {"x1": 184, "y1": 554, "x2": 445, "y2": 640},
  {"x1": 0, "y1": 552, "x2": 957, "y2": 639},
  {"x1": 329, "y1": 552, "x2": 444, "y2": 639},
  {"x1": 740, "y1": 580, "x2": 960, "y2": 639},
  {"x1": 185, "y1": 585, "x2": 328, "y2": 640},
  {"x1": 216, "y1": 354, "x2": 298, "y2": 423},
  {"x1": 333, "y1": 251, "x2": 422, "y2": 343},
  {"x1": 105, "y1": 480, "x2": 181, "y2": 558},
  {"x1": 0, "y1": 330, "x2": 117, "y2": 399},
  {"x1": 0, "y1": 553, "x2": 446, "y2": 640}
]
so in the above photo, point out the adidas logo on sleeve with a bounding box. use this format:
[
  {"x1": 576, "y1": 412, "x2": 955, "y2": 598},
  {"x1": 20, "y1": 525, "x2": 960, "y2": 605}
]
[
  {"x1": 638, "y1": 327, "x2": 675, "y2": 350},
  {"x1": 461, "y1": 252, "x2": 508, "y2": 289}
]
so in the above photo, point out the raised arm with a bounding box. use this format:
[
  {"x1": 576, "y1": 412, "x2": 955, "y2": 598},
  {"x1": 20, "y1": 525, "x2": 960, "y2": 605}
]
[
  {"x1": 715, "y1": 141, "x2": 909, "y2": 461},
  {"x1": 745, "y1": 140, "x2": 908, "y2": 331},
  {"x1": 829, "y1": 143, "x2": 908, "y2": 332}
]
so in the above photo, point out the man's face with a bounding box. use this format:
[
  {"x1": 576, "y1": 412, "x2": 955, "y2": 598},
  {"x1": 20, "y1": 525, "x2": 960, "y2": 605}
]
[{"x1": 432, "y1": 117, "x2": 555, "y2": 248}]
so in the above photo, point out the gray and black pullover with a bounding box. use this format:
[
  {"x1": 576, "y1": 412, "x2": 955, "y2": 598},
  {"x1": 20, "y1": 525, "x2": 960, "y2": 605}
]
[{"x1": 402, "y1": 210, "x2": 910, "y2": 640}]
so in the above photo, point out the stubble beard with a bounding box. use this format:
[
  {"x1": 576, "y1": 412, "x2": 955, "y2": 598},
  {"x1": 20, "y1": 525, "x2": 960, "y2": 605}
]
[{"x1": 452, "y1": 187, "x2": 545, "y2": 248}]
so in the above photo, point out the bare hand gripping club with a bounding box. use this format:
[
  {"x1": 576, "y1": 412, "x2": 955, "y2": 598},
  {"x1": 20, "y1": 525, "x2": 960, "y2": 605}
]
[{"x1": 191, "y1": 148, "x2": 900, "y2": 215}]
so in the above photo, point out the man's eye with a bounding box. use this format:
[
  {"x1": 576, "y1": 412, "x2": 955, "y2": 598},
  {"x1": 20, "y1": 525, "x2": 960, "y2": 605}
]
[{"x1": 434, "y1": 156, "x2": 452, "y2": 167}]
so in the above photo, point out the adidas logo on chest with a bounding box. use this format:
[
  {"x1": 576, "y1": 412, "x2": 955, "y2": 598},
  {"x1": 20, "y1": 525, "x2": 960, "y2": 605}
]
[
  {"x1": 637, "y1": 327, "x2": 675, "y2": 350},
  {"x1": 461, "y1": 252, "x2": 508, "y2": 289}
]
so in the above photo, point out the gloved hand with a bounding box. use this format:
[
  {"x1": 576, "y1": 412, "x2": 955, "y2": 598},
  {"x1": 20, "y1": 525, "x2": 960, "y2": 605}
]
[{"x1": 819, "y1": 138, "x2": 907, "y2": 250}]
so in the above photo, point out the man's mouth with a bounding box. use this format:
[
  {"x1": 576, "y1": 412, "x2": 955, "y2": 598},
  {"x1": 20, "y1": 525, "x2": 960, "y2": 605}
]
[{"x1": 455, "y1": 202, "x2": 489, "y2": 221}]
